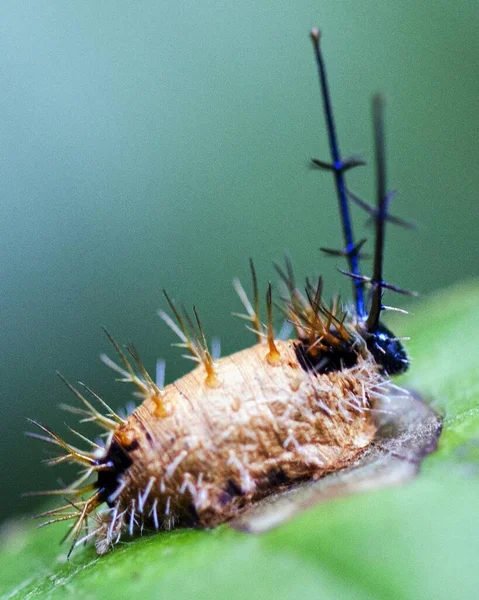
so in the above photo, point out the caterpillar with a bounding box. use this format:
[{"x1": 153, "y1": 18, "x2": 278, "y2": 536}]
[{"x1": 28, "y1": 28, "x2": 441, "y2": 557}]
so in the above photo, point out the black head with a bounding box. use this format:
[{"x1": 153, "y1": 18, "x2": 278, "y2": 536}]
[{"x1": 365, "y1": 322, "x2": 408, "y2": 375}]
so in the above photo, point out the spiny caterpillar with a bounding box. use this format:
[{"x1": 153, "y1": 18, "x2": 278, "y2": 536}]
[{"x1": 28, "y1": 28, "x2": 441, "y2": 557}]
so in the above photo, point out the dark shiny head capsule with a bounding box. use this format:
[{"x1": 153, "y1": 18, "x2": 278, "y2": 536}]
[{"x1": 366, "y1": 322, "x2": 409, "y2": 375}]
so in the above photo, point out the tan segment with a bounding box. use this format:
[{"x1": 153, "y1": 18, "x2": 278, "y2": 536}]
[{"x1": 104, "y1": 340, "x2": 379, "y2": 542}]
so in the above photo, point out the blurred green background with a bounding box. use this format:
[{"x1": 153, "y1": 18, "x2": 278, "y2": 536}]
[{"x1": 0, "y1": 1, "x2": 477, "y2": 522}]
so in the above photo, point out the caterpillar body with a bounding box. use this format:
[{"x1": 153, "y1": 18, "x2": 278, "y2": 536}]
[{"x1": 29, "y1": 29, "x2": 440, "y2": 557}]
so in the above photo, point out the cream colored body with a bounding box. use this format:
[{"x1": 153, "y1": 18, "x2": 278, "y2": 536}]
[{"x1": 97, "y1": 340, "x2": 381, "y2": 551}]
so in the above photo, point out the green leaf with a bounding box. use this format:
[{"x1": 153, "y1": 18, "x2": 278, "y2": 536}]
[{"x1": 2, "y1": 281, "x2": 479, "y2": 600}]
